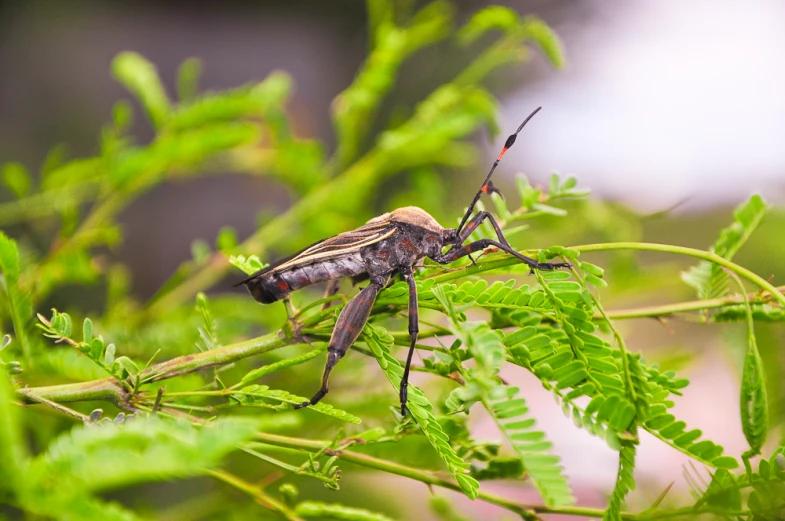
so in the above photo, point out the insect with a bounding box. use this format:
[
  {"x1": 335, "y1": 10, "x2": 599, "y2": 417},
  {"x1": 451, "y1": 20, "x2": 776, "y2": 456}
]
[{"x1": 239, "y1": 107, "x2": 570, "y2": 415}]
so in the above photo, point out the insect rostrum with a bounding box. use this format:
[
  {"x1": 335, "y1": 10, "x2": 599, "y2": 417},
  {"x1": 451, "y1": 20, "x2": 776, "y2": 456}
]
[{"x1": 239, "y1": 107, "x2": 569, "y2": 416}]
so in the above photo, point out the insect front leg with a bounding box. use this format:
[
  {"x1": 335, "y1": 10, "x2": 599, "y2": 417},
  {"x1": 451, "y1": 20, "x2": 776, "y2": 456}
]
[
  {"x1": 458, "y1": 211, "x2": 509, "y2": 246},
  {"x1": 433, "y1": 238, "x2": 570, "y2": 271},
  {"x1": 455, "y1": 210, "x2": 508, "y2": 266},
  {"x1": 398, "y1": 266, "x2": 418, "y2": 417},
  {"x1": 295, "y1": 276, "x2": 387, "y2": 410}
]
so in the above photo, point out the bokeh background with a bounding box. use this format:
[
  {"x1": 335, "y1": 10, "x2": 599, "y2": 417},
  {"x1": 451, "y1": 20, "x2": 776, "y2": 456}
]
[{"x1": 1, "y1": 1, "x2": 784, "y2": 519}]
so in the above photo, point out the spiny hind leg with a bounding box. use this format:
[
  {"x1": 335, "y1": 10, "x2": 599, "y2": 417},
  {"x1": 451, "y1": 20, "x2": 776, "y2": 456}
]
[{"x1": 295, "y1": 277, "x2": 386, "y2": 409}]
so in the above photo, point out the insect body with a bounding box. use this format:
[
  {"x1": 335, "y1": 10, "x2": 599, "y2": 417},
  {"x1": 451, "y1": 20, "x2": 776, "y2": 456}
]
[{"x1": 240, "y1": 107, "x2": 569, "y2": 415}]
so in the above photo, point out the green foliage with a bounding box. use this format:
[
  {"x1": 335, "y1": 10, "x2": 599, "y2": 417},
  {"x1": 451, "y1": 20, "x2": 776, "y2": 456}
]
[
  {"x1": 232, "y1": 384, "x2": 362, "y2": 424},
  {"x1": 603, "y1": 443, "x2": 636, "y2": 521},
  {"x1": 295, "y1": 500, "x2": 396, "y2": 521},
  {"x1": 682, "y1": 194, "x2": 767, "y2": 302},
  {"x1": 112, "y1": 52, "x2": 171, "y2": 128},
  {"x1": 0, "y1": 370, "x2": 25, "y2": 496},
  {"x1": 485, "y1": 386, "x2": 574, "y2": 506},
  {"x1": 364, "y1": 324, "x2": 479, "y2": 499},
  {"x1": 228, "y1": 253, "x2": 267, "y2": 275},
  {"x1": 0, "y1": 231, "x2": 33, "y2": 363},
  {"x1": 27, "y1": 416, "x2": 260, "y2": 492},
  {"x1": 333, "y1": 0, "x2": 454, "y2": 168},
  {"x1": 735, "y1": 272, "x2": 769, "y2": 455},
  {"x1": 430, "y1": 496, "x2": 472, "y2": 521},
  {"x1": 37, "y1": 309, "x2": 140, "y2": 381},
  {"x1": 1, "y1": 2, "x2": 783, "y2": 520},
  {"x1": 18, "y1": 416, "x2": 261, "y2": 521}
]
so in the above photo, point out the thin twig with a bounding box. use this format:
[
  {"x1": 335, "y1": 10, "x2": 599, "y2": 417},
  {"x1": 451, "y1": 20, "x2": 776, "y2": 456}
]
[{"x1": 206, "y1": 469, "x2": 305, "y2": 521}]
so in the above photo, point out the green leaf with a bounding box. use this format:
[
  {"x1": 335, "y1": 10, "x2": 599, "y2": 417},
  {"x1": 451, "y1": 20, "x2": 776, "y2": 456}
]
[
  {"x1": 111, "y1": 52, "x2": 171, "y2": 128},
  {"x1": 364, "y1": 325, "x2": 478, "y2": 499},
  {"x1": 332, "y1": 0, "x2": 454, "y2": 167},
  {"x1": 430, "y1": 495, "x2": 472, "y2": 521},
  {"x1": 167, "y1": 72, "x2": 292, "y2": 130},
  {"x1": 682, "y1": 195, "x2": 767, "y2": 300},
  {"x1": 520, "y1": 17, "x2": 566, "y2": 69},
  {"x1": 484, "y1": 386, "x2": 574, "y2": 506},
  {"x1": 739, "y1": 297, "x2": 769, "y2": 455},
  {"x1": 0, "y1": 232, "x2": 32, "y2": 362},
  {"x1": 2, "y1": 162, "x2": 32, "y2": 198},
  {"x1": 236, "y1": 385, "x2": 361, "y2": 424},
  {"x1": 176, "y1": 57, "x2": 202, "y2": 102},
  {"x1": 0, "y1": 370, "x2": 25, "y2": 493},
  {"x1": 20, "y1": 493, "x2": 143, "y2": 521},
  {"x1": 215, "y1": 226, "x2": 238, "y2": 253},
  {"x1": 26, "y1": 416, "x2": 261, "y2": 493},
  {"x1": 238, "y1": 344, "x2": 327, "y2": 385},
  {"x1": 82, "y1": 318, "x2": 93, "y2": 344},
  {"x1": 295, "y1": 500, "x2": 395, "y2": 521},
  {"x1": 228, "y1": 254, "x2": 267, "y2": 276},
  {"x1": 603, "y1": 442, "x2": 636, "y2": 521}
]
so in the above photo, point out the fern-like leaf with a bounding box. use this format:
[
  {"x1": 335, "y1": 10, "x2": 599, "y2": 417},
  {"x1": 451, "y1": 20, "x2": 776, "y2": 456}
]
[
  {"x1": 364, "y1": 324, "x2": 479, "y2": 499},
  {"x1": 26, "y1": 416, "x2": 261, "y2": 493},
  {"x1": 603, "y1": 442, "x2": 636, "y2": 521},
  {"x1": 234, "y1": 385, "x2": 361, "y2": 424},
  {"x1": 238, "y1": 344, "x2": 327, "y2": 386},
  {"x1": 737, "y1": 273, "x2": 769, "y2": 455},
  {"x1": 682, "y1": 195, "x2": 767, "y2": 301},
  {"x1": 484, "y1": 386, "x2": 574, "y2": 506},
  {"x1": 295, "y1": 500, "x2": 395, "y2": 521}
]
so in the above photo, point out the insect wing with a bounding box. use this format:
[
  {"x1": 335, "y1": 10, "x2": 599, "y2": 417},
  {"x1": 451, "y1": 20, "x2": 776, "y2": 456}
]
[{"x1": 238, "y1": 218, "x2": 396, "y2": 284}]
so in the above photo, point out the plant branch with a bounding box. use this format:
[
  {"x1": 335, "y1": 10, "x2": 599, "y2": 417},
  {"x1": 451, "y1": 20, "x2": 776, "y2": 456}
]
[
  {"x1": 250, "y1": 433, "x2": 621, "y2": 520},
  {"x1": 18, "y1": 329, "x2": 290, "y2": 409},
  {"x1": 602, "y1": 285, "x2": 785, "y2": 320},
  {"x1": 427, "y1": 242, "x2": 785, "y2": 307},
  {"x1": 206, "y1": 468, "x2": 304, "y2": 521}
]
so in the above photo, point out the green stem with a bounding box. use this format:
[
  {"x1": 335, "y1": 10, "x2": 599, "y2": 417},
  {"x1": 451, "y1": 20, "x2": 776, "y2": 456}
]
[
  {"x1": 251, "y1": 433, "x2": 613, "y2": 520},
  {"x1": 16, "y1": 390, "x2": 90, "y2": 423},
  {"x1": 572, "y1": 242, "x2": 785, "y2": 307},
  {"x1": 18, "y1": 330, "x2": 289, "y2": 408},
  {"x1": 206, "y1": 468, "x2": 304, "y2": 521},
  {"x1": 602, "y1": 285, "x2": 785, "y2": 320},
  {"x1": 251, "y1": 433, "x2": 752, "y2": 520},
  {"x1": 428, "y1": 242, "x2": 785, "y2": 307}
]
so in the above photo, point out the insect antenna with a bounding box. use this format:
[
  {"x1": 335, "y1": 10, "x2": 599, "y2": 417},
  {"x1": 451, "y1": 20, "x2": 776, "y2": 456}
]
[{"x1": 455, "y1": 106, "x2": 542, "y2": 236}]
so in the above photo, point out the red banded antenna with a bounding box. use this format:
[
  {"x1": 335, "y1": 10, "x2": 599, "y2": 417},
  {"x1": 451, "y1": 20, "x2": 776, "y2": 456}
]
[{"x1": 456, "y1": 106, "x2": 542, "y2": 235}]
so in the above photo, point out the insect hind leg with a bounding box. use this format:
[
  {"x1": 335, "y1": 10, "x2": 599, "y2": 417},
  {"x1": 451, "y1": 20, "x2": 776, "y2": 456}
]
[
  {"x1": 295, "y1": 277, "x2": 386, "y2": 409},
  {"x1": 294, "y1": 348, "x2": 342, "y2": 409}
]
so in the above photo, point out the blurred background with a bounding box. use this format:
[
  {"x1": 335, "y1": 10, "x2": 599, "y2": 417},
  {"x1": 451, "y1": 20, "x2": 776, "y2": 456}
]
[{"x1": 1, "y1": 1, "x2": 784, "y2": 519}]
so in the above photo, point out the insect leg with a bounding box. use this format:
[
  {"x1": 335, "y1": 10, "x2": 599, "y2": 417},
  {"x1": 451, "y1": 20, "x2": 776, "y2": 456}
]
[
  {"x1": 320, "y1": 279, "x2": 341, "y2": 311},
  {"x1": 458, "y1": 211, "x2": 510, "y2": 246},
  {"x1": 399, "y1": 266, "x2": 418, "y2": 417},
  {"x1": 295, "y1": 277, "x2": 386, "y2": 409},
  {"x1": 433, "y1": 238, "x2": 570, "y2": 270}
]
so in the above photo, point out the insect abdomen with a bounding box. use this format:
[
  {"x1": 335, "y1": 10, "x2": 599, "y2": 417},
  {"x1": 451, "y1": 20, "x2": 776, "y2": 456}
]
[{"x1": 244, "y1": 254, "x2": 366, "y2": 304}]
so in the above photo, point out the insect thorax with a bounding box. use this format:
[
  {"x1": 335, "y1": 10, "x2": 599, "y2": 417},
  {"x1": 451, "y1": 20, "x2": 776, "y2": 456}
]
[{"x1": 385, "y1": 206, "x2": 444, "y2": 235}]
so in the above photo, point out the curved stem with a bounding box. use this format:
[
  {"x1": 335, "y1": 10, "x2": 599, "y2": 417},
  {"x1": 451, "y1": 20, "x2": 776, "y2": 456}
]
[
  {"x1": 427, "y1": 242, "x2": 785, "y2": 308},
  {"x1": 572, "y1": 242, "x2": 785, "y2": 307},
  {"x1": 251, "y1": 433, "x2": 726, "y2": 520}
]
